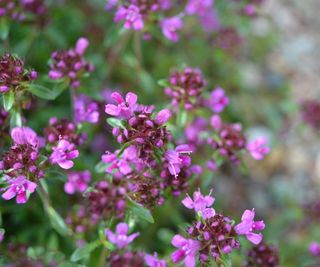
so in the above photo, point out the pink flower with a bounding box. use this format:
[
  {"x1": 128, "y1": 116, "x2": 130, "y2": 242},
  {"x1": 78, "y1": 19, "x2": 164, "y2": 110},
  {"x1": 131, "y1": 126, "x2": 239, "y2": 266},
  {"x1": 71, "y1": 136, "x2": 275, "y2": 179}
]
[
  {"x1": 75, "y1": 37, "x2": 89, "y2": 55},
  {"x1": 185, "y1": 0, "x2": 213, "y2": 16},
  {"x1": 309, "y1": 242, "x2": 320, "y2": 257},
  {"x1": 164, "y1": 144, "x2": 192, "y2": 178},
  {"x1": 50, "y1": 139, "x2": 79, "y2": 169},
  {"x1": 209, "y1": 88, "x2": 229, "y2": 113},
  {"x1": 161, "y1": 15, "x2": 184, "y2": 42},
  {"x1": 105, "y1": 222, "x2": 139, "y2": 248},
  {"x1": 171, "y1": 235, "x2": 200, "y2": 267},
  {"x1": 1, "y1": 175, "x2": 37, "y2": 204},
  {"x1": 11, "y1": 127, "x2": 39, "y2": 147},
  {"x1": 247, "y1": 137, "x2": 270, "y2": 160},
  {"x1": 64, "y1": 170, "x2": 91, "y2": 194},
  {"x1": 74, "y1": 94, "x2": 100, "y2": 124},
  {"x1": 182, "y1": 189, "x2": 215, "y2": 219},
  {"x1": 154, "y1": 109, "x2": 172, "y2": 125},
  {"x1": 114, "y1": 4, "x2": 144, "y2": 31},
  {"x1": 210, "y1": 114, "x2": 222, "y2": 130},
  {"x1": 235, "y1": 209, "x2": 265, "y2": 245},
  {"x1": 145, "y1": 253, "x2": 167, "y2": 267},
  {"x1": 105, "y1": 91, "x2": 138, "y2": 119}
]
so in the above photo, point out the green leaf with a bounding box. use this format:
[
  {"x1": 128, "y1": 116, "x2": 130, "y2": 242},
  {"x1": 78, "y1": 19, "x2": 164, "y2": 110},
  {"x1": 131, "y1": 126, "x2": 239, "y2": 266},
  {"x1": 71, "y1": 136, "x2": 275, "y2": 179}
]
[
  {"x1": 127, "y1": 198, "x2": 154, "y2": 223},
  {"x1": 219, "y1": 254, "x2": 232, "y2": 267},
  {"x1": 3, "y1": 91, "x2": 14, "y2": 111},
  {"x1": 157, "y1": 79, "x2": 171, "y2": 87},
  {"x1": 106, "y1": 118, "x2": 126, "y2": 130},
  {"x1": 47, "y1": 206, "x2": 70, "y2": 236},
  {"x1": 95, "y1": 161, "x2": 107, "y2": 173},
  {"x1": 0, "y1": 18, "x2": 9, "y2": 40},
  {"x1": 28, "y1": 83, "x2": 66, "y2": 100},
  {"x1": 10, "y1": 109, "x2": 22, "y2": 127},
  {"x1": 70, "y1": 241, "x2": 100, "y2": 262}
]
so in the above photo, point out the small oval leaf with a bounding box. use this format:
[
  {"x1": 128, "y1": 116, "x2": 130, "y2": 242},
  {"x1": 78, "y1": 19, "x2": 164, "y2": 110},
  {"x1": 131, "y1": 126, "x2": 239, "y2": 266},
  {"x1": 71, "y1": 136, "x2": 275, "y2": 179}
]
[
  {"x1": 127, "y1": 198, "x2": 154, "y2": 223},
  {"x1": 3, "y1": 91, "x2": 14, "y2": 111},
  {"x1": 71, "y1": 241, "x2": 100, "y2": 262}
]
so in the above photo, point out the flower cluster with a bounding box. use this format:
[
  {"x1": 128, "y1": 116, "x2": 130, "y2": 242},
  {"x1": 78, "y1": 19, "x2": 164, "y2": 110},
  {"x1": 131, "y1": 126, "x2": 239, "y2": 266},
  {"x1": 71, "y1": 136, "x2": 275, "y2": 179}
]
[
  {"x1": 301, "y1": 99, "x2": 320, "y2": 129},
  {"x1": 171, "y1": 189, "x2": 265, "y2": 266},
  {"x1": 74, "y1": 94, "x2": 100, "y2": 124},
  {"x1": 0, "y1": 53, "x2": 37, "y2": 93},
  {"x1": 48, "y1": 38, "x2": 94, "y2": 88},
  {"x1": 245, "y1": 242, "x2": 280, "y2": 267}
]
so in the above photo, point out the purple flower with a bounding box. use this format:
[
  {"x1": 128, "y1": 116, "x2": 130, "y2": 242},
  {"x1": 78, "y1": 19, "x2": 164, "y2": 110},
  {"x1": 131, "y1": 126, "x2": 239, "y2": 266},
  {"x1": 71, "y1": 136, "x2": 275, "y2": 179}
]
[
  {"x1": 235, "y1": 209, "x2": 265, "y2": 245},
  {"x1": 154, "y1": 109, "x2": 172, "y2": 125},
  {"x1": 64, "y1": 170, "x2": 91, "y2": 194},
  {"x1": 1, "y1": 175, "x2": 37, "y2": 204},
  {"x1": 309, "y1": 242, "x2": 320, "y2": 257},
  {"x1": 247, "y1": 137, "x2": 270, "y2": 160},
  {"x1": 11, "y1": 127, "x2": 39, "y2": 147},
  {"x1": 50, "y1": 139, "x2": 79, "y2": 169},
  {"x1": 185, "y1": 0, "x2": 213, "y2": 16},
  {"x1": 161, "y1": 15, "x2": 184, "y2": 42},
  {"x1": 209, "y1": 88, "x2": 229, "y2": 113},
  {"x1": 145, "y1": 253, "x2": 167, "y2": 267},
  {"x1": 74, "y1": 94, "x2": 99, "y2": 124},
  {"x1": 182, "y1": 189, "x2": 215, "y2": 219},
  {"x1": 199, "y1": 8, "x2": 220, "y2": 33},
  {"x1": 171, "y1": 235, "x2": 200, "y2": 267},
  {"x1": 75, "y1": 37, "x2": 89, "y2": 55},
  {"x1": 114, "y1": 4, "x2": 144, "y2": 31},
  {"x1": 164, "y1": 144, "x2": 192, "y2": 178},
  {"x1": 105, "y1": 222, "x2": 139, "y2": 248},
  {"x1": 105, "y1": 91, "x2": 138, "y2": 119},
  {"x1": 210, "y1": 114, "x2": 222, "y2": 130}
]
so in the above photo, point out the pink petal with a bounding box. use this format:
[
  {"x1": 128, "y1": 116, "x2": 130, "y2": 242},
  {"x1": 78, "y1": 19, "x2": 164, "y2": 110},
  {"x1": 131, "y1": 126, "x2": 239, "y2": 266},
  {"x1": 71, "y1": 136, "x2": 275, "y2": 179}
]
[
  {"x1": 126, "y1": 92, "x2": 138, "y2": 106},
  {"x1": 2, "y1": 187, "x2": 17, "y2": 200},
  {"x1": 75, "y1": 37, "x2": 89, "y2": 55},
  {"x1": 182, "y1": 195, "x2": 194, "y2": 209},
  {"x1": 184, "y1": 254, "x2": 196, "y2": 267},
  {"x1": 246, "y1": 232, "x2": 263, "y2": 245},
  {"x1": 241, "y1": 209, "x2": 255, "y2": 221},
  {"x1": 16, "y1": 192, "x2": 28, "y2": 204},
  {"x1": 111, "y1": 92, "x2": 124, "y2": 104},
  {"x1": 105, "y1": 104, "x2": 120, "y2": 116},
  {"x1": 105, "y1": 229, "x2": 116, "y2": 243},
  {"x1": 116, "y1": 223, "x2": 128, "y2": 235},
  {"x1": 64, "y1": 182, "x2": 76, "y2": 194},
  {"x1": 171, "y1": 235, "x2": 187, "y2": 248},
  {"x1": 171, "y1": 250, "x2": 185, "y2": 263},
  {"x1": 127, "y1": 232, "x2": 139, "y2": 244},
  {"x1": 59, "y1": 160, "x2": 74, "y2": 169}
]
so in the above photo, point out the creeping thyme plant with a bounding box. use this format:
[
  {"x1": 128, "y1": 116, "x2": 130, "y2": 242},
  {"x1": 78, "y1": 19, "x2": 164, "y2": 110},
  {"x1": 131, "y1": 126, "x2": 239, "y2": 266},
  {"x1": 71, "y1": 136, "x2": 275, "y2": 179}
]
[{"x1": 0, "y1": 0, "x2": 319, "y2": 266}]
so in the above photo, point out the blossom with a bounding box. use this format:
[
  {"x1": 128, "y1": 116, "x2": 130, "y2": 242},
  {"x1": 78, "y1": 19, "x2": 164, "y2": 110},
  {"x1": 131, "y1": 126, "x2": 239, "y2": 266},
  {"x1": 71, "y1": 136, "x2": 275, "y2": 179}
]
[
  {"x1": 64, "y1": 170, "x2": 91, "y2": 194},
  {"x1": 11, "y1": 127, "x2": 39, "y2": 147},
  {"x1": 161, "y1": 15, "x2": 184, "y2": 42},
  {"x1": 145, "y1": 253, "x2": 167, "y2": 267},
  {"x1": 1, "y1": 175, "x2": 37, "y2": 204},
  {"x1": 309, "y1": 242, "x2": 320, "y2": 257},
  {"x1": 182, "y1": 189, "x2": 215, "y2": 219},
  {"x1": 185, "y1": 0, "x2": 213, "y2": 16},
  {"x1": 105, "y1": 91, "x2": 137, "y2": 119},
  {"x1": 74, "y1": 94, "x2": 99, "y2": 124},
  {"x1": 247, "y1": 137, "x2": 270, "y2": 160},
  {"x1": 114, "y1": 4, "x2": 144, "y2": 31},
  {"x1": 50, "y1": 139, "x2": 79, "y2": 169},
  {"x1": 164, "y1": 144, "x2": 192, "y2": 178},
  {"x1": 154, "y1": 109, "x2": 172, "y2": 125},
  {"x1": 235, "y1": 209, "x2": 265, "y2": 245},
  {"x1": 246, "y1": 242, "x2": 279, "y2": 266},
  {"x1": 171, "y1": 235, "x2": 200, "y2": 267},
  {"x1": 105, "y1": 222, "x2": 139, "y2": 248},
  {"x1": 209, "y1": 88, "x2": 229, "y2": 113},
  {"x1": 210, "y1": 114, "x2": 222, "y2": 130}
]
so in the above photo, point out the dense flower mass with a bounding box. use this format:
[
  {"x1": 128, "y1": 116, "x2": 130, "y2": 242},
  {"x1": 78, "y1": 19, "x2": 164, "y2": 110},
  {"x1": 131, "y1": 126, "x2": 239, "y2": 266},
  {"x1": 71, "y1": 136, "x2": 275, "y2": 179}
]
[
  {"x1": 48, "y1": 38, "x2": 94, "y2": 88},
  {"x1": 245, "y1": 242, "x2": 280, "y2": 267}
]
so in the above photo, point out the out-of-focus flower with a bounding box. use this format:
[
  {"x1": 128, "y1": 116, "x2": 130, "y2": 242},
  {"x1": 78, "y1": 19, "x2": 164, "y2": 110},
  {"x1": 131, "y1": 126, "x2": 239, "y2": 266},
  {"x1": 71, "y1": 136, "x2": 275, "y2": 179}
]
[
  {"x1": 1, "y1": 175, "x2": 37, "y2": 204},
  {"x1": 247, "y1": 137, "x2": 270, "y2": 160},
  {"x1": 185, "y1": 0, "x2": 213, "y2": 16},
  {"x1": 309, "y1": 242, "x2": 320, "y2": 257},
  {"x1": 161, "y1": 15, "x2": 184, "y2": 42},
  {"x1": 105, "y1": 91, "x2": 138, "y2": 119},
  {"x1": 74, "y1": 94, "x2": 99, "y2": 124},
  {"x1": 235, "y1": 209, "x2": 265, "y2": 245},
  {"x1": 245, "y1": 242, "x2": 279, "y2": 267},
  {"x1": 64, "y1": 170, "x2": 91, "y2": 194},
  {"x1": 208, "y1": 88, "x2": 229, "y2": 113},
  {"x1": 50, "y1": 139, "x2": 79, "y2": 169},
  {"x1": 182, "y1": 189, "x2": 215, "y2": 219},
  {"x1": 114, "y1": 4, "x2": 144, "y2": 30},
  {"x1": 105, "y1": 222, "x2": 139, "y2": 248},
  {"x1": 171, "y1": 235, "x2": 200, "y2": 267},
  {"x1": 301, "y1": 100, "x2": 320, "y2": 129},
  {"x1": 145, "y1": 253, "x2": 167, "y2": 267}
]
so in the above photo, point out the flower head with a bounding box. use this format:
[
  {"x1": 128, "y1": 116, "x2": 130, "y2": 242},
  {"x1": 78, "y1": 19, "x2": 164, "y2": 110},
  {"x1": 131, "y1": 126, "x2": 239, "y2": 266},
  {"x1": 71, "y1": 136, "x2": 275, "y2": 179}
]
[
  {"x1": 64, "y1": 170, "x2": 91, "y2": 194},
  {"x1": 105, "y1": 222, "x2": 139, "y2": 249},
  {"x1": 105, "y1": 91, "x2": 138, "y2": 119},
  {"x1": 247, "y1": 137, "x2": 270, "y2": 160},
  {"x1": 171, "y1": 235, "x2": 200, "y2": 267},
  {"x1": 245, "y1": 242, "x2": 279, "y2": 267},
  {"x1": 235, "y1": 209, "x2": 265, "y2": 245},
  {"x1": 114, "y1": 4, "x2": 144, "y2": 30},
  {"x1": 145, "y1": 253, "x2": 167, "y2": 267},
  {"x1": 309, "y1": 242, "x2": 320, "y2": 257},
  {"x1": 182, "y1": 189, "x2": 215, "y2": 219},
  {"x1": 74, "y1": 94, "x2": 100, "y2": 124},
  {"x1": 208, "y1": 88, "x2": 229, "y2": 113},
  {"x1": 1, "y1": 175, "x2": 37, "y2": 204},
  {"x1": 161, "y1": 15, "x2": 184, "y2": 42},
  {"x1": 185, "y1": 0, "x2": 213, "y2": 16},
  {"x1": 49, "y1": 139, "x2": 79, "y2": 169}
]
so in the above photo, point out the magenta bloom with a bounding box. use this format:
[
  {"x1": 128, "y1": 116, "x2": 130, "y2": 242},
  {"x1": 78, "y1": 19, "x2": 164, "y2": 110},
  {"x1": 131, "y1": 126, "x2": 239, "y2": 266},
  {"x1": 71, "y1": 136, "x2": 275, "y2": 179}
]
[
  {"x1": 161, "y1": 15, "x2": 184, "y2": 42},
  {"x1": 185, "y1": 0, "x2": 213, "y2": 16},
  {"x1": 182, "y1": 189, "x2": 215, "y2": 219},
  {"x1": 114, "y1": 4, "x2": 144, "y2": 31},
  {"x1": 164, "y1": 144, "x2": 192, "y2": 178},
  {"x1": 209, "y1": 88, "x2": 229, "y2": 113},
  {"x1": 235, "y1": 209, "x2": 265, "y2": 245},
  {"x1": 145, "y1": 253, "x2": 167, "y2": 267},
  {"x1": 105, "y1": 91, "x2": 138, "y2": 119},
  {"x1": 210, "y1": 114, "x2": 222, "y2": 130},
  {"x1": 105, "y1": 222, "x2": 139, "y2": 249},
  {"x1": 50, "y1": 139, "x2": 79, "y2": 169},
  {"x1": 64, "y1": 170, "x2": 91, "y2": 194},
  {"x1": 2, "y1": 175, "x2": 37, "y2": 204},
  {"x1": 171, "y1": 235, "x2": 200, "y2": 267},
  {"x1": 309, "y1": 242, "x2": 320, "y2": 257},
  {"x1": 154, "y1": 109, "x2": 172, "y2": 125},
  {"x1": 74, "y1": 94, "x2": 99, "y2": 124},
  {"x1": 247, "y1": 137, "x2": 270, "y2": 160},
  {"x1": 11, "y1": 127, "x2": 39, "y2": 147}
]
